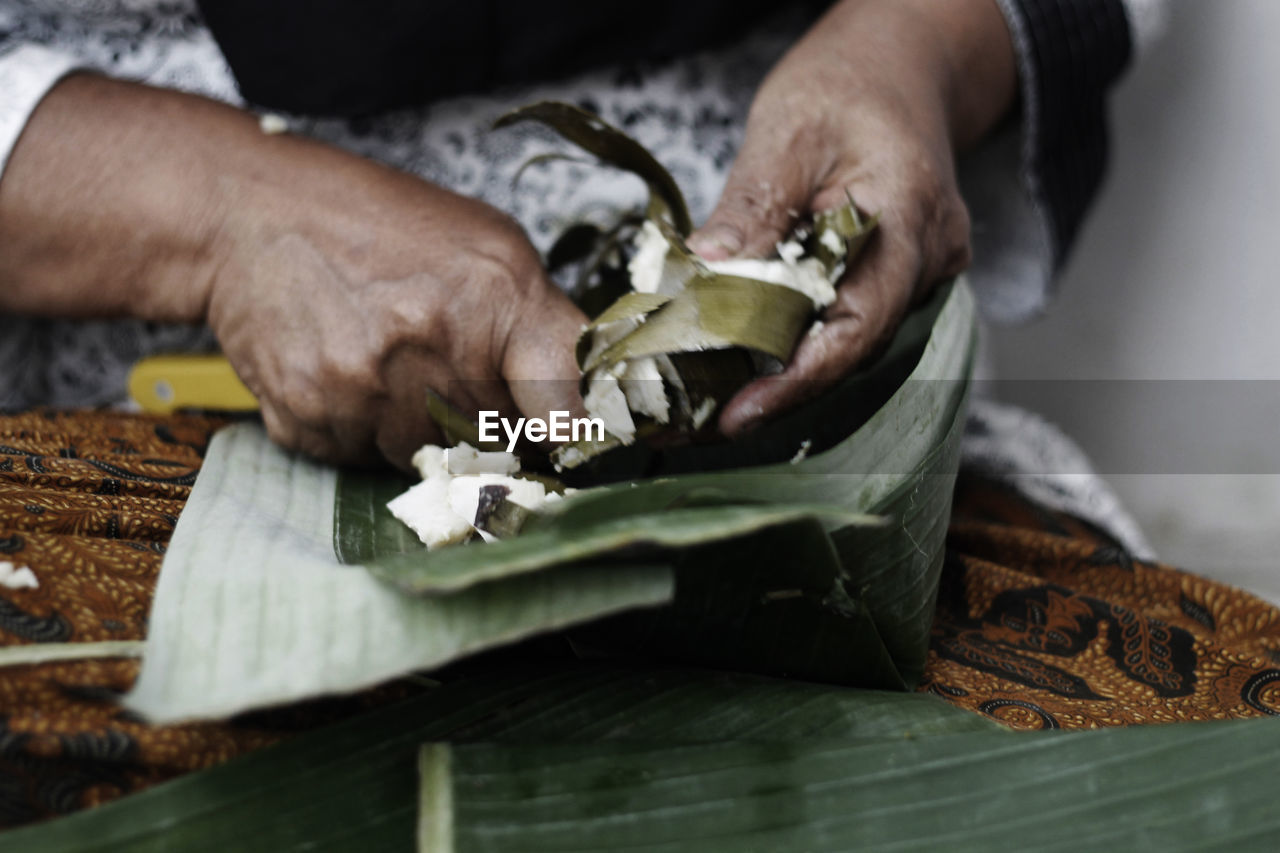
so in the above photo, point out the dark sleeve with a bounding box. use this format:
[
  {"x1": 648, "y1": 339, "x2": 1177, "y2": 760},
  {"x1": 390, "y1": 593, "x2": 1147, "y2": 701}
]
[
  {"x1": 996, "y1": 0, "x2": 1135, "y2": 265},
  {"x1": 194, "y1": 0, "x2": 825, "y2": 117}
]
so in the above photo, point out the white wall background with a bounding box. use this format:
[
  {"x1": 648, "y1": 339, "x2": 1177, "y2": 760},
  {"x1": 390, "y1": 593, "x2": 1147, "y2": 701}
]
[{"x1": 986, "y1": 0, "x2": 1280, "y2": 600}]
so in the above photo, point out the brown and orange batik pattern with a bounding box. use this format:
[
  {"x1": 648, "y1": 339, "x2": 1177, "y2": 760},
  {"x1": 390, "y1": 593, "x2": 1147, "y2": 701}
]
[
  {"x1": 4, "y1": 410, "x2": 1280, "y2": 828},
  {"x1": 0, "y1": 410, "x2": 411, "y2": 828},
  {"x1": 921, "y1": 476, "x2": 1280, "y2": 729}
]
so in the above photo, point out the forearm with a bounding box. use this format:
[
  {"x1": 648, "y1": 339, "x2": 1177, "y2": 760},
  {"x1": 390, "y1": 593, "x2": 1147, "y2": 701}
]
[{"x1": 0, "y1": 74, "x2": 247, "y2": 322}]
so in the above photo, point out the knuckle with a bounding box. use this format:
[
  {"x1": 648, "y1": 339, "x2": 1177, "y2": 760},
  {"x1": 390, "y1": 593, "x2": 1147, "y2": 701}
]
[
  {"x1": 324, "y1": 338, "x2": 382, "y2": 391},
  {"x1": 282, "y1": 379, "x2": 329, "y2": 430},
  {"x1": 261, "y1": 404, "x2": 297, "y2": 450}
]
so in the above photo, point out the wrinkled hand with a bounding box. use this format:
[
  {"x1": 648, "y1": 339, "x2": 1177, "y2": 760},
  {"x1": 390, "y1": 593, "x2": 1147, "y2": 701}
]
[
  {"x1": 688, "y1": 0, "x2": 1016, "y2": 435},
  {"x1": 208, "y1": 141, "x2": 585, "y2": 468},
  {"x1": 0, "y1": 76, "x2": 585, "y2": 470}
]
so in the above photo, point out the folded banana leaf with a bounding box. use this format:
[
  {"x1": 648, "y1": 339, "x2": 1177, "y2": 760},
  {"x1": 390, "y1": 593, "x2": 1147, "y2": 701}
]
[
  {"x1": 0, "y1": 662, "x2": 1000, "y2": 852},
  {"x1": 121, "y1": 426, "x2": 673, "y2": 723},
  {"x1": 498, "y1": 102, "x2": 880, "y2": 455},
  {"x1": 345, "y1": 280, "x2": 975, "y2": 690}
]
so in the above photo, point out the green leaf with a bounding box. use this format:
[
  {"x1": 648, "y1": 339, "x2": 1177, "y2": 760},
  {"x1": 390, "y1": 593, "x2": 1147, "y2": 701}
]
[
  {"x1": 368, "y1": 502, "x2": 882, "y2": 595},
  {"x1": 810, "y1": 198, "x2": 879, "y2": 276},
  {"x1": 583, "y1": 274, "x2": 816, "y2": 371},
  {"x1": 428, "y1": 719, "x2": 1280, "y2": 852},
  {"x1": 334, "y1": 467, "x2": 418, "y2": 563},
  {"x1": 339, "y1": 280, "x2": 977, "y2": 691},
  {"x1": 0, "y1": 663, "x2": 995, "y2": 852},
  {"x1": 584, "y1": 290, "x2": 671, "y2": 329},
  {"x1": 122, "y1": 426, "x2": 673, "y2": 723},
  {"x1": 494, "y1": 101, "x2": 692, "y2": 235},
  {"x1": 424, "y1": 391, "x2": 506, "y2": 453}
]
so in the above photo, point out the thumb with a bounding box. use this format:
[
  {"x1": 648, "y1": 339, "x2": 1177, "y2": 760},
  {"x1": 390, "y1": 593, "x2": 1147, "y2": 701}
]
[
  {"x1": 686, "y1": 127, "x2": 821, "y2": 261},
  {"x1": 502, "y1": 288, "x2": 589, "y2": 426}
]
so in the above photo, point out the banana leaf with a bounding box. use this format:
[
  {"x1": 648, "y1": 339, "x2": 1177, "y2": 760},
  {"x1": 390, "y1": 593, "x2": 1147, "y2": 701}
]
[
  {"x1": 582, "y1": 274, "x2": 817, "y2": 371},
  {"x1": 494, "y1": 101, "x2": 692, "y2": 234},
  {"x1": 12, "y1": 664, "x2": 1280, "y2": 851},
  {"x1": 368, "y1": 503, "x2": 881, "y2": 595},
  {"x1": 121, "y1": 426, "x2": 673, "y2": 723},
  {"x1": 0, "y1": 662, "x2": 999, "y2": 852},
  {"x1": 347, "y1": 280, "x2": 976, "y2": 690},
  {"x1": 426, "y1": 719, "x2": 1280, "y2": 852}
]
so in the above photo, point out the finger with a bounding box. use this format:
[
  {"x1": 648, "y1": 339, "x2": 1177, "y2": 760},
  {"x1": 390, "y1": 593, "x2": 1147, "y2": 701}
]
[
  {"x1": 501, "y1": 290, "x2": 589, "y2": 428},
  {"x1": 718, "y1": 222, "x2": 922, "y2": 436},
  {"x1": 376, "y1": 350, "x2": 468, "y2": 471},
  {"x1": 260, "y1": 398, "x2": 364, "y2": 465},
  {"x1": 375, "y1": 395, "x2": 444, "y2": 472},
  {"x1": 686, "y1": 121, "x2": 827, "y2": 261}
]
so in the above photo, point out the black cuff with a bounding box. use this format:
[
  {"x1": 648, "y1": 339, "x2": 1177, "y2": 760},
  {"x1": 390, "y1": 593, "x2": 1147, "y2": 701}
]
[{"x1": 1001, "y1": 0, "x2": 1134, "y2": 265}]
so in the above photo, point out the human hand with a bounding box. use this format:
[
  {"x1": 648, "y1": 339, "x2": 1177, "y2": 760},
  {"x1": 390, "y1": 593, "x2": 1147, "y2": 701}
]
[
  {"x1": 0, "y1": 75, "x2": 585, "y2": 469},
  {"x1": 687, "y1": 0, "x2": 1016, "y2": 436},
  {"x1": 206, "y1": 139, "x2": 586, "y2": 469}
]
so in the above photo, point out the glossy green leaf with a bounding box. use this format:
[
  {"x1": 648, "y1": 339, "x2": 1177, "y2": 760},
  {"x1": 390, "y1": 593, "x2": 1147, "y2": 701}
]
[
  {"x1": 122, "y1": 425, "x2": 673, "y2": 723},
  {"x1": 341, "y1": 280, "x2": 976, "y2": 691},
  {"x1": 427, "y1": 719, "x2": 1280, "y2": 852},
  {"x1": 368, "y1": 502, "x2": 882, "y2": 595},
  {"x1": 0, "y1": 662, "x2": 996, "y2": 852}
]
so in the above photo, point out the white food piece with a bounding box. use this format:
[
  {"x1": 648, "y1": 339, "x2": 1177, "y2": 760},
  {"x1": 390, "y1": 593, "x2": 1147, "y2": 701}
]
[
  {"x1": 446, "y1": 442, "x2": 520, "y2": 476},
  {"x1": 448, "y1": 475, "x2": 549, "y2": 543},
  {"x1": 790, "y1": 439, "x2": 813, "y2": 464},
  {"x1": 627, "y1": 221, "x2": 670, "y2": 294},
  {"x1": 776, "y1": 239, "x2": 805, "y2": 265},
  {"x1": 820, "y1": 227, "x2": 845, "y2": 256},
  {"x1": 387, "y1": 479, "x2": 473, "y2": 550},
  {"x1": 0, "y1": 561, "x2": 38, "y2": 590},
  {"x1": 259, "y1": 113, "x2": 288, "y2": 135},
  {"x1": 583, "y1": 371, "x2": 636, "y2": 443},
  {"x1": 553, "y1": 445, "x2": 588, "y2": 472},
  {"x1": 619, "y1": 356, "x2": 670, "y2": 424},
  {"x1": 808, "y1": 320, "x2": 826, "y2": 339},
  {"x1": 705, "y1": 255, "x2": 836, "y2": 309},
  {"x1": 410, "y1": 445, "x2": 450, "y2": 482}
]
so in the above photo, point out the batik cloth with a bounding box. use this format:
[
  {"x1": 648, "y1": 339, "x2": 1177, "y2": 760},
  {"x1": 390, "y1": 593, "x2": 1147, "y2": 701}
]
[{"x1": 2, "y1": 409, "x2": 1274, "y2": 829}]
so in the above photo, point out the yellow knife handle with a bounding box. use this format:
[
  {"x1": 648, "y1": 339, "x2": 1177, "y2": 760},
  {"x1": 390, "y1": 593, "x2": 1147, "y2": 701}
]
[{"x1": 128, "y1": 355, "x2": 260, "y2": 414}]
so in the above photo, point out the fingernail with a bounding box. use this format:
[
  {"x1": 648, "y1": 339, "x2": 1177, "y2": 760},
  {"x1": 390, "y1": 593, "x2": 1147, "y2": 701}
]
[{"x1": 687, "y1": 226, "x2": 742, "y2": 260}]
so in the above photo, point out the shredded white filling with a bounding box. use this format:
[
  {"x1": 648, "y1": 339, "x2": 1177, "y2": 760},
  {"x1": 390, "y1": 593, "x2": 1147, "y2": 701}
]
[
  {"x1": 391, "y1": 443, "x2": 547, "y2": 549},
  {"x1": 445, "y1": 442, "x2": 520, "y2": 476},
  {"x1": 704, "y1": 255, "x2": 836, "y2": 308},
  {"x1": 627, "y1": 221, "x2": 670, "y2": 294},
  {"x1": 583, "y1": 371, "x2": 637, "y2": 442},
  {"x1": 619, "y1": 356, "x2": 670, "y2": 424}
]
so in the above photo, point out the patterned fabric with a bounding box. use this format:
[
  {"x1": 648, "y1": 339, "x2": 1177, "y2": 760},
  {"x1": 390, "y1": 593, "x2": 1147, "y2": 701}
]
[
  {"x1": 0, "y1": 411, "x2": 414, "y2": 828},
  {"x1": 922, "y1": 475, "x2": 1280, "y2": 728},
  {"x1": 3, "y1": 410, "x2": 1280, "y2": 829}
]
